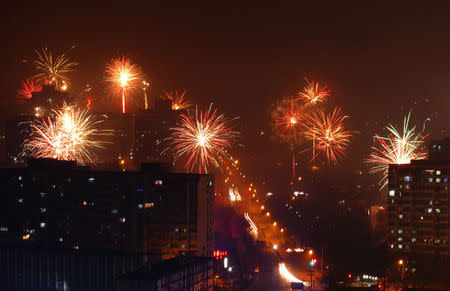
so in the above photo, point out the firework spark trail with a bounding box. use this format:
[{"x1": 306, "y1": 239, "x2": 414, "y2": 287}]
[
  {"x1": 17, "y1": 79, "x2": 42, "y2": 99},
  {"x1": 306, "y1": 107, "x2": 354, "y2": 163},
  {"x1": 167, "y1": 104, "x2": 239, "y2": 174},
  {"x1": 24, "y1": 105, "x2": 111, "y2": 164},
  {"x1": 33, "y1": 48, "x2": 78, "y2": 90},
  {"x1": 105, "y1": 57, "x2": 143, "y2": 114},
  {"x1": 366, "y1": 112, "x2": 428, "y2": 188},
  {"x1": 161, "y1": 90, "x2": 192, "y2": 110},
  {"x1": 272, "y1": 97, "x2": 311, "y2": 182},
  {"x1": 297, "y1": 78, "x2": 330, "y2": 106}
]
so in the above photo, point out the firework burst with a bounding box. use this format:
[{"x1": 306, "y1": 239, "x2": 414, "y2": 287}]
[
  {"x1": 105, "y1": 57, "x2": 143, "y2": 114},
  {"x1": 162, "y1": 89, "x2": 192, "y2": 110},
  {"x1": 168, "y1": 105, "x2": 239, "y2": 174},
  {"x1": 306, "y1": 107, "x2": 354, "y2": 163},
  {"x1": 272, "y1": 97, "x2": 311, "y2": 145},
  {"x1": 297, "y1": 78, "x2": 330, "y2": 106},
  {"x1": 33, "y1": 48, "x2": 78, "y2": 90},
  {"x1": 272, "y1": 97, "x2": 311, "y2": 182},
  {"x1": 24, "y1": 105, "x2": 110, "y2": 164},
  {"x1": 17, "y1": 79, "x2": 42, "y2": 99},
  {"x1": 366, "y1": 112, "x2": 428, "y2": 188}
]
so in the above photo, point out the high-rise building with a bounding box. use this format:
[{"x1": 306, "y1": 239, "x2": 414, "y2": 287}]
[
  {"x1": 134, "y1": 107, "x2": 176, "y2": 165},
  {"x1": 387, "y1": 140, "x2": 449, "y2": 279},
  {"x1": 117, "y1": 256, "x2": 214, "y2": 291},
  {"x1": 0, "y1": 158, "x2": 214, "y2": 259}
]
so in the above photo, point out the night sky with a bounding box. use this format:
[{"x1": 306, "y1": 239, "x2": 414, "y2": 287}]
[{"x1": 1, "y1": 2, "x2": 449, "y2": 189}]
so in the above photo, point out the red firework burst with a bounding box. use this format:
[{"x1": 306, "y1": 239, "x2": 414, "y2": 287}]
[
  {"x1": 161, "y1": 90, "x2": 192, "y2": 110},
  {"x1": 297, "y1": 78, "x2": 330, "y2": 105},
  {"x1": 17, "y1": 79, "x2": 42, "y2": 99},
  {"x1": 168, "y1": 105, "x2": 239, "y2": 174},
  {"x1": 306, "y1": 107, "x2": 354, "y2": 163},
  {"x1": 272, "y1": 97, "x2": 308, "y2": 143},
  {"x1": 105, "y1": 57, "x2": 143, "y2": 113}
]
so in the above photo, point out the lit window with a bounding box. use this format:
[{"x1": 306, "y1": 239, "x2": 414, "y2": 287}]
[
  {"x1": 390, "y1": 229, "x2": 394, "y2": 234},
  {"x1": 427, "y1": 208, "x2": 432, "y2": 213},
  {"x1": 404, "y1": 176, "x2": 411, "y2": 182},
  {"x1": 412, "y1": 238, "x2": 416, "y2": 242},
  {"x1": 390, "y1": 244, "x2": 394, "y2": 248},
  {"x1": 436, "y1": 178, "x2": 441, "y2": 183},
  {"x1": 17, "y1": 198, "x2": 23, "y2": 203},
  {"x1": 144, "y1": 202, "x2": 154, "y2": 208},
  {"x1": 398, "y1": 229, "x2": 403, "y2": 234},
  {"x1": 112, "y1": 209, "x2": 119, "y2": 214},
  {"x1": 154, "y1": 180, "x2": 163, "y2": 185},
  {"x1": 88, "y1": 177, "x2": 95, "y2": 182},
  {"x1": 389, "y1": 190, "x2": 395, "y2": 197},
  {"x1": 398, "y1": 237, "x2": 403, "y2": 241},
  {"x1": 40, "y1": 208, "x2": 47, "y2": 213},
  {"x1": 399, "y1": 214, "x2": 403, "y2": 219},
  {"x1": 398, "y1": 244, "x2": 403, "y2": 249},
  {"x1": 435, "y1": 239, "x2": 440, "y2": 244},
  {"x1": 0, "y1": 227, "x2": 8, "y2": 232},
  {"x1": 436, "y1": 170, "x2": 441, "y2": 175},
  {"x1": 40, "y1": 192, "x2": 46, "y2": 198},
  {"x1": 436, "y1": 208, "x2": 441, "y2": 213},
  {"x1": 137, "y1": 188, "x2": 143, "y2": 192},
  {"x1": 391, "y1": 199, "x2": 395, "y2": 203},
  {"x1": 120, "y1": 217, "x2": 126, "y2": 223},
  {"x1": 138, "y1": 204, "x2": 143, "y2": 209},
  {"x1": 18, "y1": 176, "x2": 23, "y2": 181},
  {"x1": 209, "y1": 181, "x2": 213, "y2": 186},
  {"x1": 429, "y1": 201, "x2": 433, "y2": 205},
  {"x1": 40, "y1": 222, "x2": 46, "y2": 228},
  {"x1": 444, "y1": 178, "x2": 448, "y2": 183},
  {"x1": 428, "y1": 177, "x2": 433, "y2": 183}
]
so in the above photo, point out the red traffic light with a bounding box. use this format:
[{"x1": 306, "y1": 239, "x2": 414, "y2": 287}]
[{"x1": 348, "y1": 273, "x2": 352, "y2": 279}]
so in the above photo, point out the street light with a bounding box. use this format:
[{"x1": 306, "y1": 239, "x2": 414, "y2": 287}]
[{"x1": 308, "y1": 249, "x2": 314, "y2": 255}]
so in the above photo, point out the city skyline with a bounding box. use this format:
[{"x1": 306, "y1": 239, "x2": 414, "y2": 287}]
[{"x1": 1, "y1": 2, "x2": 450, "y2": 290}]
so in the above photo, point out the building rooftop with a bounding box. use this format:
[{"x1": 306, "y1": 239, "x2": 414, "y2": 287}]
[{"x1": 119, "y1": 256, "x2": 212, "y2": 281}]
